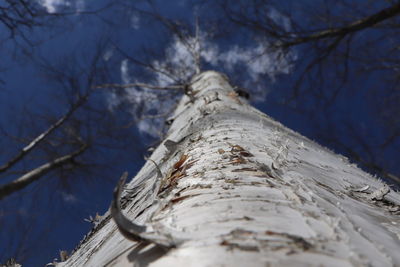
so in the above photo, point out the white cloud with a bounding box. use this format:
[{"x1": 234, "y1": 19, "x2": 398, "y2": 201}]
[
  {"x1": 119, "y1": 61, "x2": 160, "y2": 110},
  {"x1": 150, "y1": 32, "x2": 220, "y2": 88},
  {"x1": 61, "y1": 192, "x2": 78, "y2": 203},
  {"x1": 208, "y1": 7, "x2": 295, "y2": 88},
  {"x1": 106, "y1": 90, "x2": 120, "y2": 111},
  {"x1": 39, "y1": 0, "x2": 66, "y2": 13},
  {"x1": 218, "y1": 43, "x2": 294, "y2": 81},
  {"x1": 138, "y1": 119, "x2": 163, "y2": 138},
  {"x1": 130, "y1": 14, "x2": 140, "y2": 29},
  {"x1": 107, "y1": 14, "x2": 296, "y2": 135},
  {"x1": 38, "y1": 0, "x2": 84, "y2": 13},
  {"x1": 120, "y1": 59, "x2": 131, "y2": 84},
  {"x1": 76, "y1": 0, "x2": 85, "y2": 12},
  {"x1": 103, "y1": 48, "x2": 114, "y2": 62},
  {"x1": 268, "y1": 8, "x2": 291, "y2": 32},
  {"x1": 106, "y1": 59, "x2": 175, "y2": 137},
  {"x1": 150, "y1": 25, "x2": 294, "y2": 102},
  {"x1": 203, "y1": 41, "x2": 295, "y2": 101},
  {"x1": 200, "y1": 42, "x2": 219, "y2": 65}
]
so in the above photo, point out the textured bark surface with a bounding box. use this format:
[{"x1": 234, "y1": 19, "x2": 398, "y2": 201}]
[{"x1": 59, "y1": 71, "x2": 400, "y2": 267}]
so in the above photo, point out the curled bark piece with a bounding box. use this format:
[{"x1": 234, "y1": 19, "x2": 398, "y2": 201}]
[
  {"x1": 369, "y1": 184, "x2": 390, "y2": 201},
  {"x1": 110, "y1": 172, "x2": 176, "y2": 249},
  {"x1": 111, "y1": 172, "x2": 147, "y2": 242}
]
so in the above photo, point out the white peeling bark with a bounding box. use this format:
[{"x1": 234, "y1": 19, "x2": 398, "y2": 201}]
[{"x1": 59, "y1": 71, "x2": 400, "y2": 267}]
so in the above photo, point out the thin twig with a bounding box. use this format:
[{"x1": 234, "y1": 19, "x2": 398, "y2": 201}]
[{"x1": 93, "y1": 83, "x2": 183, "y2": 91}]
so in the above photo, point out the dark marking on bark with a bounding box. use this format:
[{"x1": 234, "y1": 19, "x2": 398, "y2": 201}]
[
  {"x1": 265, "y1": 231, "x2": 313, "y2": 250},
  {"x1": 231, "y1": 167, "x2": 259, "y2": 172},
  {"x1": 171, "y1": 194, "x2": 200, "y2": 204},
  {"x1": 220, "y1": 240, "x2": 259, "y2": 252},
  {"x1": 239, "y1": 151, "x2": 254, "y2": 157},
  {"x1": 173, "y1": 154, "x2": 188, "y2": 169}
]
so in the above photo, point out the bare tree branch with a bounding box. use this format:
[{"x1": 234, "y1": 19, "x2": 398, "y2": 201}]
[
  {"x1": 0, "y1": 95, "x2": 88, "y2": 174},
  {"x1": 284, "y1": 2, "x2": 400, "y2": 46},
  {"x1": 0, "y1": 144, "x2": 88, "y2": 201},
  {"x1": 93, "y1": 83, "x2": 183, "y2": 90}
]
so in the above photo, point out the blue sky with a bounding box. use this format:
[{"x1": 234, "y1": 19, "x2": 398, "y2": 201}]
[{"x1": 0, "y1": 0, "x2": 399, "y2": 266}]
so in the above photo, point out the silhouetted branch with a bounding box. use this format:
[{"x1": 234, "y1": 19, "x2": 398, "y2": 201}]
[
  {"x1": 0, "y1": 95, "x2": 88, "y2": 174},
  {"x1": 284, "y1": 3, "x2": 400, "y2": 47},
  {"x1": 0, "y1": 144, "x2": 88, "y2": 201},
  {"x1": 93, "y1": 83, "x2": 183, "y2": 90}
]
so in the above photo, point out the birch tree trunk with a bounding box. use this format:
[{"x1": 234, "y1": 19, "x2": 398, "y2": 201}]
[{"x1": 59, "y1": 71, "x2": 400, "y2": 267}]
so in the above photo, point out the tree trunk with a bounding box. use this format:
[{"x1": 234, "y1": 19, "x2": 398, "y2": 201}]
[{"x1": 59, "y1": 71, "x2": 400, "y2": 267}]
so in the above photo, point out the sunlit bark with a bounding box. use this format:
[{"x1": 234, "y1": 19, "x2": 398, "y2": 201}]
[{"x1": 60, "y1": 71, "x2": 400, "y2": 267}]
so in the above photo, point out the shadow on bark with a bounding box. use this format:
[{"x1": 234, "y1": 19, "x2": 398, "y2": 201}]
[{"x1": 127, "y1": 243, "x2": 168, "y2": 267}]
